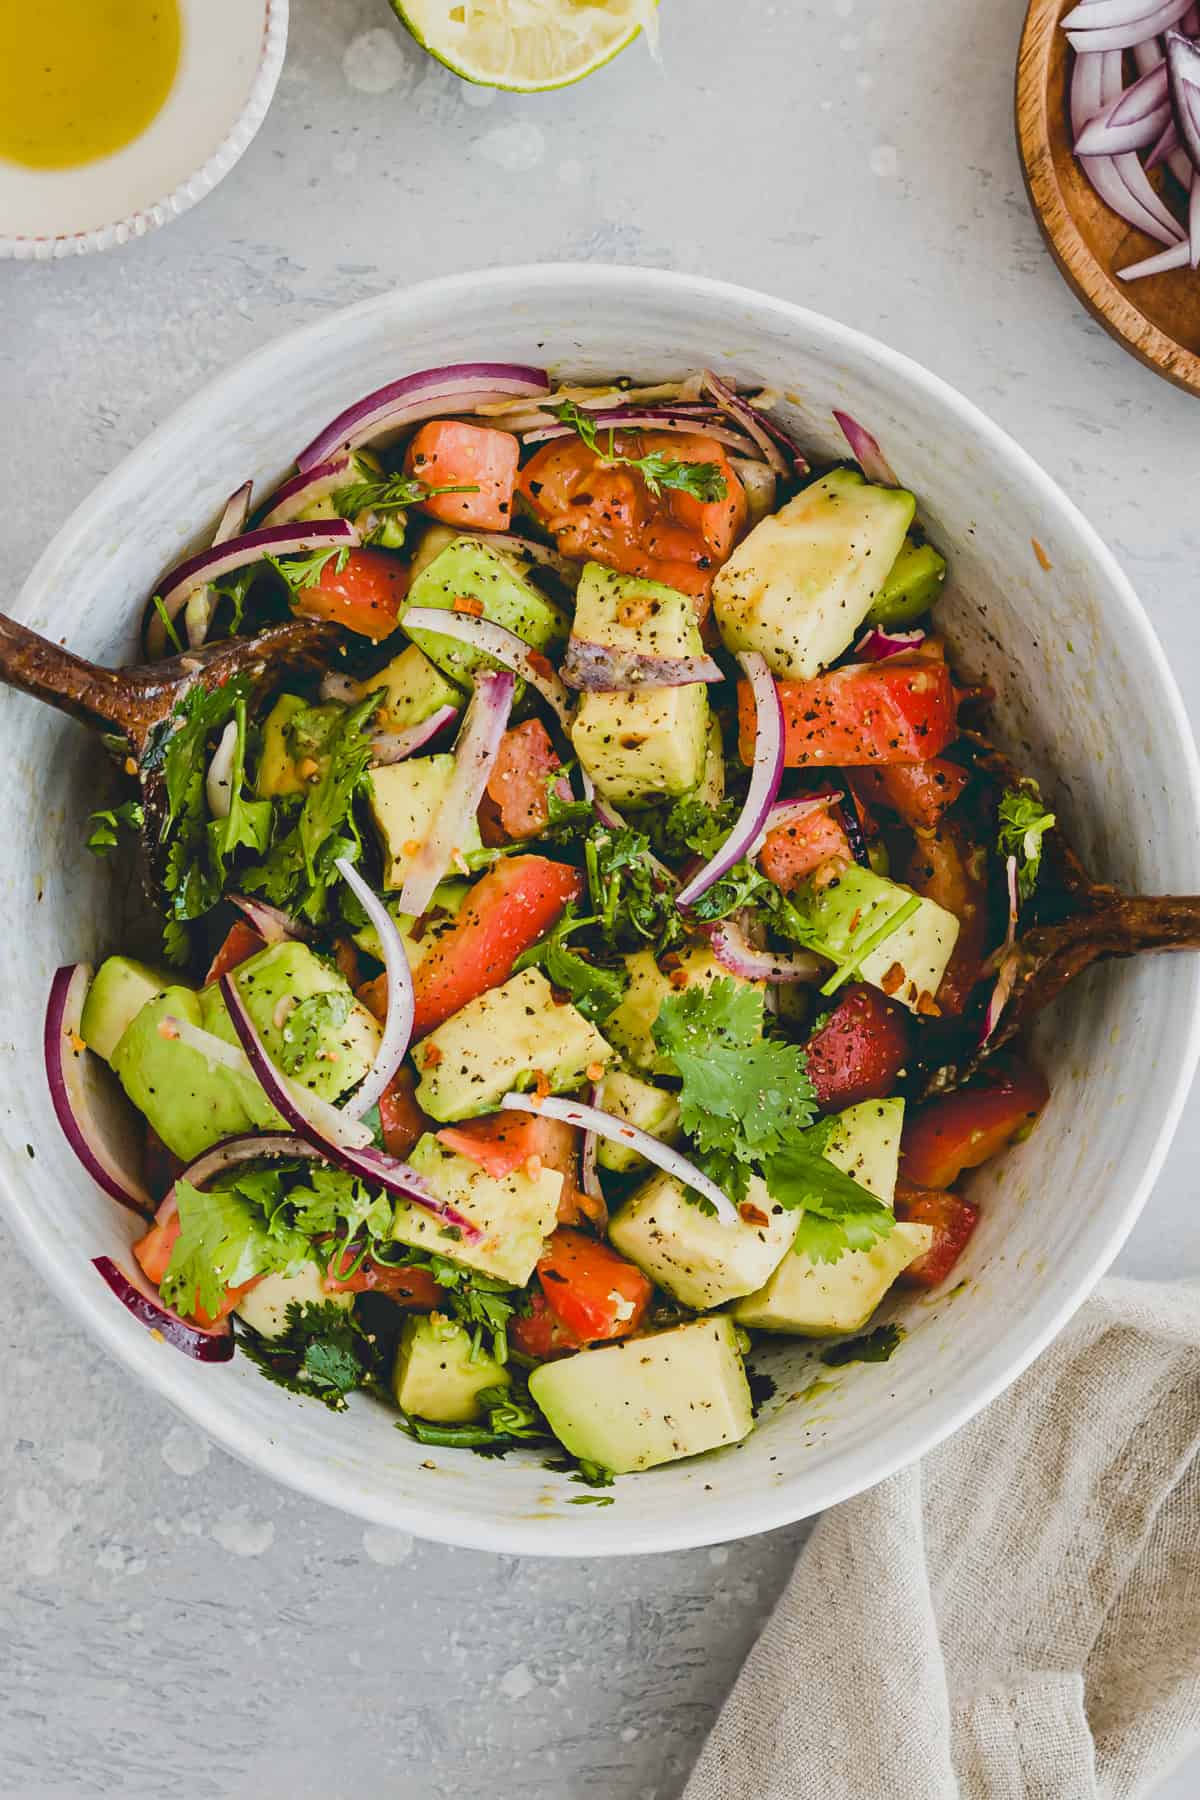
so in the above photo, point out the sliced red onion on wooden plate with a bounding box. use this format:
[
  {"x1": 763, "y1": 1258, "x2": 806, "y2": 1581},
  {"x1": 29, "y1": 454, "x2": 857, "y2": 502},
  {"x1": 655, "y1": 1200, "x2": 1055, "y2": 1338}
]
[
  {"x1": 334, "y1": 859, "x2": 414, "y2": 1120},
  {"x1": 396, "y1": 668, "x2": 515, "y2": 917},
  {"x1": 92, "y1": 1256, "x2": 234, "y2": 1361},
  {"x1": 1066, "y1": 38, "x2": 1190, "y2": 273},
  {"x1": 501, "y1": 1092, "x2": 738, "y2": 1226},
  {"x1": 216, "y1": 973, "x2": 482, "y2": 1240},
  {"x1": 707, "y1": 918, "x2": 823, "y2": 984},
  {"x1": 146, "y1": 518, "x2": 358, "y2": 658},
  {"x1": 1073, "y1": 58, "x2": 1172, "y2": 153},
  {"x1": 258, "y1": 454, "x2": 354, "y2": 528},
  {"x1": 370, "y1": 705, "x2": 460, "y2": 764},
  {"x1": 297, "y1": 363, "x2": 549, "y2": 471},
  {"x1": 700, "y1": 370, "x2": 791, "y2": 476},
  {"x1": 44, "y1": 963, "x2": 152, "y2": 1216},
  {"x1": 1064, "y1": 0, "x2": 1194, "y2": 55},
  {"x1": 561, "y1": 639, "x2": 724, "y2": 692},
  {"x1": 402, "y1": 604, "x2": 572, "y2": 723},
  {"x1": 1167, "y1": 30, "x2": 1200, "y2": 175},
  {"x1": 854, "y1": 624, "x2": 928, "y2": 661},
  {"x1": 832, "y1": 411, "x2": 900, "y2": 487},
  {"x1": 676, "y1": 651, "x2": 784, "y2": 910},
  {"x1": 228, "y1": 894, "x2": 311, "y2": 943}
]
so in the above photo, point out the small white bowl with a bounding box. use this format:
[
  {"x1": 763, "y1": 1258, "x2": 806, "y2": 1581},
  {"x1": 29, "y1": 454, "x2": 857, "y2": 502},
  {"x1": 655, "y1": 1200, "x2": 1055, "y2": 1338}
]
[
  {"x1": 0, "y1": 0, "x2": 287, "y2": 260},
  {"x1": 3, "y1": 266, "x2": 1198, "y2": 1554}
]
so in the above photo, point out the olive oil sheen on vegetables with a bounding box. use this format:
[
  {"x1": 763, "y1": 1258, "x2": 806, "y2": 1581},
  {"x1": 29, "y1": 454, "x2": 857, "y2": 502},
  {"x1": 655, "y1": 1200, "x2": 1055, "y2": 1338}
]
[{"x1": 0, "y1": 0, "x2": 181, "y2": 171}]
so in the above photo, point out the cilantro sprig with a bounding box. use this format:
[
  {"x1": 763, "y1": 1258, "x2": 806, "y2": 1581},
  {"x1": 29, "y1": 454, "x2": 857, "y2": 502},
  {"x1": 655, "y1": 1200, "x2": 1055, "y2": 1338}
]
[
  {"x1": 86, "y1": 799, "x2": 144, "y2": 856},
  {"x1": 552, "y1": 400, "x2": 728, "y2": 502},
  {"x1": 266, "y1": 544, "x2": 350, "y2": 598},
  {"x1": 514, "y1": 903, "x2": 630, "y2": 1024},
  {"x1": 998, "y1": 782, "x2": 1056, "y2": 901},
  {"x1": 238, "y1": 1300, "x2": 374, "y2": 1412},
  {"x1": 333, "y1": 473, "x2": 480, "y2": 518}
]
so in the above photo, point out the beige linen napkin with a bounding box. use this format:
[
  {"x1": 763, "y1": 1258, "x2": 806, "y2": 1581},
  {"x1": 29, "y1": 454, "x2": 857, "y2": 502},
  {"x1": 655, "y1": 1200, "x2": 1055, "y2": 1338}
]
[{"x1": 687, "y1": 1278, "x2": 1200, "y2": 1800}]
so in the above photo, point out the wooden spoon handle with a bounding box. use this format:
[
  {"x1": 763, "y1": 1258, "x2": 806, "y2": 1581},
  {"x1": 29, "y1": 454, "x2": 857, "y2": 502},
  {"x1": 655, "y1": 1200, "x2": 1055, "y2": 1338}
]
[{"x1": 0, "y1": 612, "x2": 138, "y2": 742}]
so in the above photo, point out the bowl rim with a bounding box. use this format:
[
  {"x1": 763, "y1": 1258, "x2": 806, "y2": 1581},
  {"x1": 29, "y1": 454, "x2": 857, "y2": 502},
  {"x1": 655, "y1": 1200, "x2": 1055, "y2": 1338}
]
[
  {"x1": 0, "y1": 0, "x2": 288, "y2": 263},
  {"x1": 5, "y1": 262, "x2": 1199, "y2": 1554}
]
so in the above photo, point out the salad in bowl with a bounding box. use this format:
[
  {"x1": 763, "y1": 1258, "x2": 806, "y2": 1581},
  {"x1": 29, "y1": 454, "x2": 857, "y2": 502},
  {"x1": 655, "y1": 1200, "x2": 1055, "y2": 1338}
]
[{"x1": 31, "y1": 357, "x2": 1197, "y2": 1489}]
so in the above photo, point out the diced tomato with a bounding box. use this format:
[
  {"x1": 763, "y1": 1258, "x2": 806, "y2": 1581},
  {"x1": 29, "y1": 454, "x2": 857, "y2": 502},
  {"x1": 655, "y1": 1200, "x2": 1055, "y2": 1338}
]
[
  {"x1": 904, "y1": 822, "x2": 990, "y2": 1015},
  {"x1": 294, "y1": 547, "x2": 411, "y2": 640},
  {"x1": 759, "y1": 802, "x2": 851, "y2": 890},
  {"x1": 434, "y1": 1109, "x2": 596, "y2": 1221},
  {"x1": 535, "y1": 1228, "x2": 653, "y2": 1344},
  {"x1": 132, "y1": 1199, "x2": 260, "y2": 1327},
  {"x1": 409, "y1": 855, "x2": 582, "y2": 1039},
  {"x1": 204, "y1": 921, "x2": 265, "y2": 986},
  {"x1": 899, "y1": 1060, "x2": 1050, "y2": 1190},
  {"x1": 804, "y1": 984, "x2": 912, "y2": 1112},
  {"x1": 323, "y1": 1251, "x2": 442, "y2": 1307},
  {"x1": 894, "y1": 1182, "x2": 980, "y2": 1288},
  {"x1": 404, "y1": 421, "x2": 520, "y2": 532},
  {"x1": 518, "y1": 431, "x2": 747, "y2": 604},
  {"x1": 377, "y1": 1065, "x2": 432, "y2": 1161},
  {"x1": 849, "y1": 758, "x2": 969, "y2": 831},
  {"x1": 741, "y1": 660, "x2": 958, "y2": 768},
  {"x1": 509, "y1": 1291, "x2": 583, "y2": 1361},
  {"x1": 485, "y1": 719, "x2": 560, "y2": 842}
]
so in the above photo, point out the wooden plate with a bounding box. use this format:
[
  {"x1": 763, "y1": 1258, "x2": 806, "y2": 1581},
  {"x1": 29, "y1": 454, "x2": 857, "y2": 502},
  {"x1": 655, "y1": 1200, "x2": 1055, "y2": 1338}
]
[{"x1": 1016, "y1": 0, "x2": 1200, "y2": 397}]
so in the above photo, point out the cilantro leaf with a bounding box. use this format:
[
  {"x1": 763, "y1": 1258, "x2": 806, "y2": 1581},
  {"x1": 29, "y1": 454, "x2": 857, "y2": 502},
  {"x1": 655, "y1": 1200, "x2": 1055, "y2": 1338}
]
[
  {"x1": 585, "y1": 826, "x2": 686, "y2": 956},
  {"x1": 287, "y1": 1162, "x2": 392, "y2": 1246},
  {"x1": 819, "y1": 1323, "x2": 904, "y2": 1366},
  {"x1": 552, "y1": 401, "x2": 728, "y2": 502},
  {"x1": 997, "y1": 782, "x2": 1056, "y2": 902},
  {"x1": 206, "y1": 699, "x2": 272, "y2": 872},
  {"x1": 333, "y1": 473, "x2": 479, "y2": 519},
  {"x1": 161, "y1": 676, "x2": 253, "y2": 832},
  {"x1": 86, "y1": 799, "x2": 144, "y2": 856},
  {"x1": 159, "y1": 1175, "x2": 312, "y2": 1320},
  {"x1": 266, "y1": 545, "x2": 350, "y2": 598},
  {"x1": 652, "y1": 978, "x2": 817, "y2": 1169},
  {"x1": 238, "y1": 1300, "x2": 372, "y2": 1412},
  {"x1": 514, "y1": 904, "x2": 629, "y2": 1024},
  {"x1": 763, "y1": 1137, "x2": 896, "y2": 1264},
  {"x1": 393, "y1": 1375, "x2": 547, "y2": 1453}
]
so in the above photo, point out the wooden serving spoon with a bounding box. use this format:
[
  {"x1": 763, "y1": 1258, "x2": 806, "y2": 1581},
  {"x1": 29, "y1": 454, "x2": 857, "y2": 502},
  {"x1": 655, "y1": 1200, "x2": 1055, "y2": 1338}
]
[{"x1": 0, "y1": 610, "x2": 339, "y2": 882}]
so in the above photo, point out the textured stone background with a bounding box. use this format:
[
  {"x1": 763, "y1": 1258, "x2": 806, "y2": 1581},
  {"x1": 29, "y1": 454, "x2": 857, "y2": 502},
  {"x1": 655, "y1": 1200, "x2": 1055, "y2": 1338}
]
[{"x1": 2, "y1": 2, "x2": 1198, "y2": 1795}]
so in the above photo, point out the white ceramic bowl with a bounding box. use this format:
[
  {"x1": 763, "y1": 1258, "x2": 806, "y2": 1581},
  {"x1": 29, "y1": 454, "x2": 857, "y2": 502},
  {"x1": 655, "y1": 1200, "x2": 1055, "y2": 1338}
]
[
  {"x1": 0, "y1": 0, "x2": 286, "y2": 260},
  {"x1": 2, "y1": 265, "x2": 1197, "y2": 1555}
]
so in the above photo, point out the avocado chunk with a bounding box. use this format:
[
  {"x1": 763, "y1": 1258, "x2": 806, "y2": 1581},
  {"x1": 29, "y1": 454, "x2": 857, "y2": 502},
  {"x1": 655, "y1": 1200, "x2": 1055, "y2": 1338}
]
[
  {"x1": 368, "y1": 754, "x2": 483, "y2": 893},
  {"x1": 569, "y1": 564, "x2": 709, "y2": 808},
  {"x1": 413, "y1": 967, "x2": 615, "y2": 1123},
  {"x1": 604, "y1": 944, "x2": 763, "y2": 1077},
  {"x1": 595, "y1": 1070, "x2": 681, "y2": 1174},
  {"x1": 80, "y1": 956, "x2": 170, "y2": 1064},
  {"x1": 713, "y1": 469, "x2": 916, "y2": 678},
  {"x1": 351, "y1": 879, "x2": 468, "y2": 966},
  {"x1": 730, "y1": 1222, "x2": 932, "y2": 1336},
  {"x1": 366, "y1": 643, "x2": 464, "y2": 733},
  {"x1": 392, "y1": 1311, "x2": 510, "y2": 1423},
  {"x1": 820, "y1": 1098, "x2": 906, "y2": 1207},
  {"x1": 794, "y1": 864, "x2": 959, "y2": 1014},
  {"x1": 609, "y1": 1171, "x2": 797, "y2": 1311},
  {"x1": 198, "y1": 940, "x2": 382, "y2": 1109},
  {"x1": 867, "y1": 537, "x2": 948, "y2": 627},
  {"x1": 257, "y1": 693, "x2": 309, "y2": 798},
  {"x1": 112, "y1": 987, "x2": 258, "y2": 1164},
  {"x1": 404, "y1": 538, "x2": 569, "y2": 693},
  {"x1": 390, "y1": 1133, "x2": 563, "y2": 1286},
  {"x1": 235, "y1": 1265, "x2": 352, "y2": 1340},
  {"x1": 529, "y1": 1317, "x2": 754, "y2": 1475}
]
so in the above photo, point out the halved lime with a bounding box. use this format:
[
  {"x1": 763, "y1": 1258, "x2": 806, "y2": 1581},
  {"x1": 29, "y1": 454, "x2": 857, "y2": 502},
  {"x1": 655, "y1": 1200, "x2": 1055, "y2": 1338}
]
[{"x1": 392, "y1": 0, "x2": 659, "y2": 93}]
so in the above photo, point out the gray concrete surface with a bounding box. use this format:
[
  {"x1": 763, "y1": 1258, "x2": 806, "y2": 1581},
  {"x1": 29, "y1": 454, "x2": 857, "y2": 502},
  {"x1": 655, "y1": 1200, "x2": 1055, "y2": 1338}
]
[{"x1": 2, "y1": 1, "x2": 1198, "y2": 1794}]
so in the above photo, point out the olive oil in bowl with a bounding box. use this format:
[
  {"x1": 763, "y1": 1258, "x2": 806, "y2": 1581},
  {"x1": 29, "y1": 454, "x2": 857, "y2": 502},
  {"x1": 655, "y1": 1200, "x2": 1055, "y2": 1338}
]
[{"x1": 0, "y1": 0, "x2": 181, "y2": 171}]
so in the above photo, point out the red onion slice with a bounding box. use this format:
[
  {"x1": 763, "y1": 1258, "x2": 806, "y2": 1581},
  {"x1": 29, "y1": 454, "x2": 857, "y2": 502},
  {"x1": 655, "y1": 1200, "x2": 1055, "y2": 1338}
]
[
  {"x1": 92, "y1": 1257, "x2": 234, "y2": 1361},
  {"x1": 213, "y1": 482, "x2": 253, "y2": 544},
  {"x1": 1167, "y1": 30, "x2": 1200, "y2": 174},
  {"x1": 454, "y1": 530, "x2": 583, "y2": 588},
  {"x1": 700, "y1": 371, "x2": 791, "y2": 476},
  {"x1": 561, "y1": 639, "x2": 724, "y2": 692},
  {"x1": 396, "y1": 668, "x2": 515, "y2": 917},
  {"x1": 258, "y1": 454, "x2": 355, "y2": 528},
  {"x1": 205, "y1": 718, "x2": 238, "y2": 821},
  {"x1": 146, "y1": 519, "x2": 358, "y2": 657},
  {"x1": 1117, "y1": 238, "x2": 1191, "y2": 277},
  {"x1": 707, "y1": 918, "x2": 823, "y2": 984},
  {"x1": 1070, "y1": 49, "x2": 1185, "y2": 247},
  {"x1": 522, "y1": 408, "x2": 761, "y2": 458},
  {"x1": 1064, "y1": 0, "x2": 1194, "y2": 50},
  {"x1": 501, "y1": 1092, "x2": 738, "y2": 1226},
  {"x1": 1074, "y1": 60, "x2": 1172, "y2": 154},
  {"x1": 401, "y1": 605, "x2": 572, "y2": 726},
  {"x1": 215, "y1": 974, "x2": 482, "y2": 1241},
  {"x1": 177, "y1": 1131, "x2": 321, "y2": 1187},
  {"x1": 297, "y1": 364, "x2": 549, "y2": 471},
  {"x1": 228, "y1": 894, "x2": 311, "y2": 943},
  {"x1": 369, "y1": 706, "x2": 460, "y2": 764},
  {"x1": 580, "y1": 1082, "x2": 604, "y2": 1203},
  {"x1": 1144, "y1": 116, "x2": 1179, "y2": 169},
  {"x1": 854, "y1": 624, "x2": 929, "y2": 661},
  {"x1": 185, "y1": 481, "x2": 255, "y2": 651},
  {"x1": 676, "y1": 652, "x2": 784, "y2": 910},
  {"x1": 44, "y1": 964, "x2": 153, "y2": 1216},
  {"x1": 832, "y1": 411, "x2": 901, "y2": 487},
  {"x1": 334, "y1": 859, "x2": 414, "y2": 1120}
]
